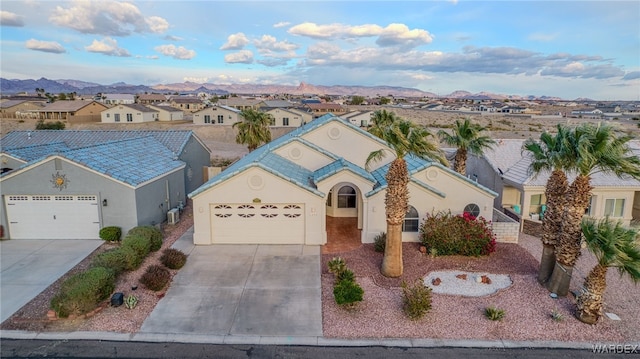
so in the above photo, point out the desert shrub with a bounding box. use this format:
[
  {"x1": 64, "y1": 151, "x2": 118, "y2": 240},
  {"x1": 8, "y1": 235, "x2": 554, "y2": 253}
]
[
  {"x1": 121, "y1": 234, "x2": 151, "y2": 261},
  {"x1": 420, "y1": 211, "x2": 496, "y2": 257},
  {"x1": 140, "y1": 265, "x2": 171, "y2": 291},
  {"x1": 336, "y1": 268, "x2": 355, "y2": 283},
  {"x1": 91, "y1": 248, "x2": 131, "y2": 275},
  {"x1": 36, "y1": 120, "x2": 65, "y2": 130},
  {"x1": 99, "y1": 226, "x2": 122, "y2": 242},
  {"x1": 484, "y1": 306, "x2": 505, "y2": 321},
  {"x1": 327, "y1": 257, "x2": 347, "y2": 275},
  {"x1": 160, "y1": 248, "x2": 187, "y2": 270},
  {"x1": 124, "y1": 294, "x2": 138, "y2": 309},
  {"x1": 401, "y1": 279, "x2": 432, "y2": 320},
  {"x1": 50, "y1": 267, "x2": 116, "y2": 318},
  {"x1": 333, "y1": 278, "x2": 364, "y2": 306},
  {"x1": 374, "y1": 232, "x2": 386, "y2": 253},
  {"x1": 127, "y1": 226, "x2": 163, "y2": 251}
]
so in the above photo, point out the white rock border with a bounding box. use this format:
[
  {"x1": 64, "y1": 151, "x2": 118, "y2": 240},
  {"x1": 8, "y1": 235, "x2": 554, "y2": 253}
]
[{"x1": 424, "y1": 271, "x2": 512, "y2": 297}]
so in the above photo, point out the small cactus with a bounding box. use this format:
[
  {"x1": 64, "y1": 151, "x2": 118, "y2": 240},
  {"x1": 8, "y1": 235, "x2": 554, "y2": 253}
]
[{"x1": 124, "y1": 294, "x2": 138, "y2": 309}]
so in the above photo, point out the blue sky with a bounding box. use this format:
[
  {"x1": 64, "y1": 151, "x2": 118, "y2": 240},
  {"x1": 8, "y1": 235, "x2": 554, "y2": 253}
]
[{"x1": 1, "y1": 0, "x2": 639, "y2": 100}]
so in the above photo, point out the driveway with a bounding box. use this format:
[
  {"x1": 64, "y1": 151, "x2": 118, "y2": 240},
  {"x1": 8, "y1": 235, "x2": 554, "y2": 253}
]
[
  {"x1": 141, "y1": 228, "x2": 323, "y2": 337},
  {"x1": 0, "y1": 239, "x2": 103, "y2": 323}
]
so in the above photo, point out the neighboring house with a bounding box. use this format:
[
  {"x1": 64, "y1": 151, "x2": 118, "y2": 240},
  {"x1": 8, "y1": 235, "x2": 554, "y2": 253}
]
[
  {"x1": 466, "y1": 139, "x2": 640, "y2": 226},
  {"x1": 341, "y1": 111, "x2": 374, "y2": 127},
  {"x1": 257, "y1": 100, "x2": 294, "y2": 111},
  {"x1": 102, "y1": 94, "x2": 136, "y2": 105},
  {"x1": 188, "y1": 114, "x2": 497, "y2": 246},
  {"x1": 265, "y1": 108, "x2": 306, "y2": 127},
  {"x1": 0, "y1": 130, "x2": 211, "y2": 239},
  {"x1": 137, "y1": 94, "x2": 168, "y2": 105},
  {"x1": 34, "y1": 100, "x2": 108, "y2": 123},
  {"x1": 147, "y1": 104, "x2": 184, "y2": 121},
  {"x1": 0, "y1": 100, "x2": 45, "y2": 118},
  {"x1": 193, "y1": 105, "x2": 242, "y2": 125},
  {"x1": 101, "y1": 104, "x2": 159, "y2": 123},
  {"x1": 305, "y1": 103, "x2": 347, "y2": 118},
  {"x1": 571, "y1": 108, "x2": 603, "y2": 118},
  {"x1": 217, "y1": 98, "x2": 262, "y2": 111},
  {"x1": 169, "y1": 97, "x2": 205, "y2": 113}
]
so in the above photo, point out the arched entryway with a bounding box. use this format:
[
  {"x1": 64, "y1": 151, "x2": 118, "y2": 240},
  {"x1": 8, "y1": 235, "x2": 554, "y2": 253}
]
[{"x1": 323, "y1": 182, "x2": 363, "y2": 254}]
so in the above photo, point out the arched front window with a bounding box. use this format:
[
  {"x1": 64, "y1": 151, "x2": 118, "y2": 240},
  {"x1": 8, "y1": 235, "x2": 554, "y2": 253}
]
[
  {"x1": 337, "y1": 186, "x2": 356, "y2": 208},
  {"x1": 402, "y1": 205, "x2": 419, "y2": 232}
]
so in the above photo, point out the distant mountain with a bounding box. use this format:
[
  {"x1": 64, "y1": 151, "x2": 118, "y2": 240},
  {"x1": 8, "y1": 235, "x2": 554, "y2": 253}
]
[{"x1": 0, "y1": 77, "x2": 568, "y2": 100}]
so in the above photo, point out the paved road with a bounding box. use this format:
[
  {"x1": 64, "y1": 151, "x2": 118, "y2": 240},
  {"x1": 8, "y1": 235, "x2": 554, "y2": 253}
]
[
  {"x1": 0, "y1": 239, "x2": 102, "y2": 322},
  {"x1": 2, "y1": 339, "x2": 623, "y2": 359}
]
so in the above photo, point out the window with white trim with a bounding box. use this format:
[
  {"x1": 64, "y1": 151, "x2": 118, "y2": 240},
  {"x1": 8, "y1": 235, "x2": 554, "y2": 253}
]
[
  {"x1": 217, "y1": 115, "x2": 224, "y2": 124},
  {"x1": 337, "y1": 186, "x2": 356, "y2": 208},
  {"x1": 114, "y1": 114, "x2": 120, "y2": 122},
  {"x1": 283, "y1": 117, "x2": 289, "y2": 126},
  {"x1": 402, "y1": 205, "x2": 419, "y2": 232},
  {"x1": 604, "y1": 198, "x2": 625, "y2": 217},
  {"x1": 126, "y1": 113, "x2": 133, "y2": 122},
  {"x1": 204, "y1": 115, "x2": 211, "y2": 124}
]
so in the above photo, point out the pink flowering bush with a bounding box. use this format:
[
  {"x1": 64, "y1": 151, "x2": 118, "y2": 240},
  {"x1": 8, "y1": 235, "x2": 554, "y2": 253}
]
[{"x1": 420, "y1": 210, "x2": 496, "y2": 257}]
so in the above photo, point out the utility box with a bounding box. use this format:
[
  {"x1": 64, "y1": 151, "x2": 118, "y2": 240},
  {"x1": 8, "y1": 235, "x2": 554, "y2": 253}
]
[{"x1": 167, "y1": 208, "x2": 180, "y2": 225}]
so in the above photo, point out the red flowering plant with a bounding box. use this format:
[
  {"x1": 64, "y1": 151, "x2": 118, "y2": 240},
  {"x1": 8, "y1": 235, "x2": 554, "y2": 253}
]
[{"x1": 420, "y1": 210, "x2": 497, "y2": 257}]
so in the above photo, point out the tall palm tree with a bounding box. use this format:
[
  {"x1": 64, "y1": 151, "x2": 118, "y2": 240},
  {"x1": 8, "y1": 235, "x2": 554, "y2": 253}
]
[
  {"x1": 547, "y1": 123, "x2": 640, "y2": 296},
  {"x1": 575, "y1": 218, "x2": 640, "y2": 324},
  {"x1": 437, "y1": 118, "x2": 496, "y2": 175},
  {"x1": 367, "y1": 116, "x2": 447, "y2": 277},
  {"x1": 233, "y1": 109, "x2": 273, "y2": 152},
  {"x1": 523, "y1": 125, "x2": 574, "y2": 285},
  {"x1": 368, "y1": 109, "x2": 399, "y2": 139}
]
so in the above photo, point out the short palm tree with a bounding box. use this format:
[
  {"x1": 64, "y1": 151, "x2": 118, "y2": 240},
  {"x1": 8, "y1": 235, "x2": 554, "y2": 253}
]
[
  {"x1": 437, "y1": 118, "x2": 496, "y2": 175},
  {"x1": 523, "y1": 125, "x2": 574, "y2": 285},
  {"x1": 367, "y1": 115, "x2": 447, "y2": 277},
  {"x1": 547, "y1": 123, "x2": 640, "y2": 296},
  {"x1": 233, "y1": 109, "x2": 273, "y2": 151},
  {"x1": 575, "y1": 218, "x2": 640, "y2": 324}
]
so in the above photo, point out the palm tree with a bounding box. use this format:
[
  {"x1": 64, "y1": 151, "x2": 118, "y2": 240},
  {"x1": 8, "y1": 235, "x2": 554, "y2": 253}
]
[
  {"x1": 437, "y1": 118, "x2": 496, "y2": 175},
  {"x1": 547, "y1": 123, "x2": 640, "y2": 296},
  {"x1": 233, "y1": 109, "x2": 273, "y2": 152},
  {"x1": 523, "y1": 125, "x2": 574, "y2": 285},
  {"x1": 575, "y1": 218, "x2": 640, "y2": 324},
  {"x1": 367, "y1": 115, "x2": 447, "y2": 277}
]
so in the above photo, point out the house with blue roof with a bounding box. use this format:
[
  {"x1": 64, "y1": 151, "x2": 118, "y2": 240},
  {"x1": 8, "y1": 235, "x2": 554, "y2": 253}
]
[
  {"x1": 189, "y1": 114, "x2": 498, "y2": 246},
  {"x1": 0, "y1": 130, "x2": 210, "y2": 239}
]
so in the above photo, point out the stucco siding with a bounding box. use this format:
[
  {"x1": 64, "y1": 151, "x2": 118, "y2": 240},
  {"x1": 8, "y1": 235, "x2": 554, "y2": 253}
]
[
  {"x1": 134, "y1": 168, "x2": 186, "y2": 230},
  {"x1": 0, "y1": 155, "x2": 25, "y2": 172},
  {"x1": 178, "y1": 136, "x2": 211, "y2": 194},
  {"x1": 273, "y1": 141, "x2": 335, "y2": 171}
]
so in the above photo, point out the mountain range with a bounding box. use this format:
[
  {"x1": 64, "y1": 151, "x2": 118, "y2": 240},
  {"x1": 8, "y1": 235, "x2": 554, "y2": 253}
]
[{"x1": 0, "y1": 77, "x2": 567, "y2": 101}]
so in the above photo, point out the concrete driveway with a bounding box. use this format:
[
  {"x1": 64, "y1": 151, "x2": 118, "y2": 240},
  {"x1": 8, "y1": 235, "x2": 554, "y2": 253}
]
[
  {"x1": 141, "y1": 229, "x2": 323, "y2": 338},
  {"x1": 0, "y1": 239, "x2": 102, "y2": 323}
]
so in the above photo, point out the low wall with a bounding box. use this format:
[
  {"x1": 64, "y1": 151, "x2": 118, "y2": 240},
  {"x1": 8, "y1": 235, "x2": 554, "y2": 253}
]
[
  {"x1": 492, "y1": 209, "x2": 520, "y2": 243},
  {"x1": 522, "y1": 219, "x2": 543, "y2": 237}
]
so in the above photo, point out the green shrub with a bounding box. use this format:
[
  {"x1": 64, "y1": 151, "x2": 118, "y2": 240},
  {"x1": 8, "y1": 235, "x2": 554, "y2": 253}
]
[
  {"x1": 121, "y1": 234, "x2": 151, "y2": 261},
  {"x1": 484, "y1": 306, "x2": 505, "y2": 321},
  {"x1": 36, "y1": 120, "x2": 65, "y2": 130},
  {"x1": 336, "y1": 268, "x2": 355, "y2": 283},
  {"x1": 160, "y1": 248, "x2": 187, "y2": 270},
  {"x1": 401, "y1": 279, "x2": 432, "y2": 320},
  {"x1": 140, "y1": 265, "x2": 171, "y2": 291},
  {"x1": 327, "y1": 257, "x2": 347, "y2": 275},
  {"x1": 50, "y1": 267, "x2": 116, "y2": 318},
  {"x1": 99, "y1": 226, "x2": 122, "y2": 242},
  {"x1": 373, "y1": 232, "x2": 386, "y2": 253},
  {"x1": 333, "y1": 278, "x2": 364, "y2": 306},
  {"x1": 127, "y1": 226, "x2": 163, "y2": 251},
  {"x1": 91, "y1": 248, "x2": 129, "y2": 275},
  {"x1": 420, "y1": 211, "x2": 496, "y2": 257}
]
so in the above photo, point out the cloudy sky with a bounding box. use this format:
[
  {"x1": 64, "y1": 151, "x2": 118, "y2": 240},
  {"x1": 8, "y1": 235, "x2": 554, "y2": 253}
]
[{"x1": 1, "y1": 0, "x2": 639, "y2": 100}]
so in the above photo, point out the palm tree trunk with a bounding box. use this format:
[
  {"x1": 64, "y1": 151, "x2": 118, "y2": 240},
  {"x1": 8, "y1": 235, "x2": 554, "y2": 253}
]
[
  {"x1": 547, "y1": 175, "x2": 592, "y2": 296},
  {"x1": 538, "y1": 169, "x2": 568, "y2": 285},
  {"x1": 454, "y1": 148, "x2": 467, "y2": 175},
  {"x1": 382, "y1": 158, "x2": 409, "y2": 278},
  {"x1": 576, "y1": 264, "x2": 608, "y2": 324}
]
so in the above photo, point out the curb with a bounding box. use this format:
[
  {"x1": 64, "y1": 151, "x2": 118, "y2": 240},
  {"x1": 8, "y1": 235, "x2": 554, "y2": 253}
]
[{"x1": 0, "y1": 330, "x2": 600, "y2": 349}]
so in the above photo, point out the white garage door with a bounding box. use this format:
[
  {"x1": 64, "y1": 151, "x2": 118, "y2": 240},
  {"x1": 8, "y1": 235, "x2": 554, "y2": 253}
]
[
  {"x1": 211, "y1": 203, "x2": 304, "y2": 244},
  {"x1": 6, "y1": 195, "x2": 100, "y2": 239}
]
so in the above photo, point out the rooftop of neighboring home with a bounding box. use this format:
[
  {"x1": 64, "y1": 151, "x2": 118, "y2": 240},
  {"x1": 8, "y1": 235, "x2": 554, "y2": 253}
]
[
  {"x1": 103, "y1": 93, "x2": 135, "y2": 101},
  {"x1": 0, "y1": 100, "x2": 44, "y2": 109},
  {"x1": 260, "y1": 100, "x2": 293, "y2": 108},
  {"x1": 106, "y1": 103, "x2": 158, "y2": 113},
  {"x1": 217, "y1": 98, "x2": 262, "y2": 107},
  {"x1": 38, "y1": 100, "x2": 103, "y2": 112},
  {"x1": 137, "y1": 94, "x2": 168, "y2": 101},
  {"x1": 170, "y1": 96, "x2": 203, "y2": 104}
]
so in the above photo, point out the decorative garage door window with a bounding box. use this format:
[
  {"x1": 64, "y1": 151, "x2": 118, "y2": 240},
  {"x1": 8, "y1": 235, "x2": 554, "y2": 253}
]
[
  {"x1": 212, "y1": 204, "x2": 304, "y2": 220},
  {"x1": 237, "y1": 204, "x2": 255, "y2": 218},
  {"x1": 283, "y1": 204, "x2": 302, "y2": 218},
  {"x1": 213, "y1": 204, "x2": 232, "y2": 218},
  {"x1": 260, "y1": 204, "x2": 278, "y2": 218}
]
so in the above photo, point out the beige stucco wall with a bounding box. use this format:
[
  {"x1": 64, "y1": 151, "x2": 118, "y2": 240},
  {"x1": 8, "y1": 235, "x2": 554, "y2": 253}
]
[
  {"x1": 584, "y1": 188, "x2": 638, "y2": 225},
  {"x1": 274, "y1": 141, "x2": 334, "y2": 171},
  {"x1": 101, "y1": 106, "x2": 157, "y2": 123},
  {"x1": 191, "y1": 167, "x2": 325, "y2": 245},
  {"x1": 267, "y1": 109, "x2": 304, "y2": 127},
  {"x1": 193, "y1": 107, "x2": 241, "y2": 125}
]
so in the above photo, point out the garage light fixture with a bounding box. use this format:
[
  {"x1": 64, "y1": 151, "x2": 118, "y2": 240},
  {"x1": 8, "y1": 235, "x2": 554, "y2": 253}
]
[{"x1": 102, "y1": 199, "x2": 108, "y2": 207}]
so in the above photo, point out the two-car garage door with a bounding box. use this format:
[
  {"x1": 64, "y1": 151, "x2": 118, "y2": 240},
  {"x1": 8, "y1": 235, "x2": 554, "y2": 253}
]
[
  {"x1": 211, "y1": 203, "x2": 304, "y2": 244},
  {"x1": 5, "y1": 195, "x2": 100, "y2": 239}
]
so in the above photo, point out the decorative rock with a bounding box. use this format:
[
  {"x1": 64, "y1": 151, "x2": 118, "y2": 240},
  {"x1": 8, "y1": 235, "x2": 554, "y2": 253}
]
[
  {"x1": 419, "y1": 246, "x2": 427, "y2": 254},
  {"x1": 475, "y1": 276, "x2": 483, "y2": 283},
  {"x1": 481, "y1": 275, "x2": 492, "y2": 284},
  {"x1": 68, "y1": 314, "x2": 77, "y2": 320},
  {"x1": 47, "y1": 310, "x2": 57, "y2": 321},
  {"x1": 456, "y1": 274, "x2": 467, "y2": 280},
  {"x1": 432, "y1": 277, "x2": 442, "y2": 286}
]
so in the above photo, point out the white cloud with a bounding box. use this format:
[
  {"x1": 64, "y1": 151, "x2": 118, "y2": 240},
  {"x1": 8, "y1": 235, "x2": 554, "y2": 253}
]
[
  {"x1": 376, "y1": 23, "x2": 433, "y2": 48},
  {"x1": 154, "y1": 44, "x2": 196, "y2": 60},
  {"x1": 289, "y1": 22, "x2": 431, "y2": 48},
  {"x1": 85, "y1": 37, "x2": 130, "y2": 57},
  {"x1": 220, "y1": 32, "x2": 249, "y2": 50},
  {"x1": 1, "y1": 11, "x2": 24, "y2": 27},
  {"x1": 25, "y1": 39, "x2": 66, "y2": 53},
  {"x1": 253, "y1": 35, "x2": 299, "y2": 52},
  {"x1": 164, "y1": 35, "x2": 183, "y2": 41},
  {"x1": 49, "y1": 0, "x2": 168, "y2": 36},
  {"x1": 224, "y1": 50, "x2": 254, "y2": 64},
  {"x1": 183, "y1": 77, "x2": 209, "y2": 83},
  {"x1": 273, "y1": 21, "x2": 290, "y2": 28}
]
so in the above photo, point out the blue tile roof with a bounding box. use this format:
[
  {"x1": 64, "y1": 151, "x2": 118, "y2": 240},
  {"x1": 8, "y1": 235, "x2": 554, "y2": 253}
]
[
  {"x1": 313, "y1": 158, "x2": 375, "y2": 184},
  {"x1": 5, "y1": 142, "x2": 70, "y2": 162}
]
